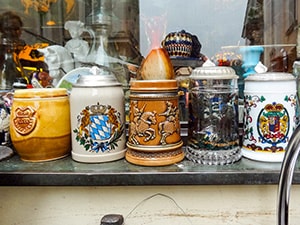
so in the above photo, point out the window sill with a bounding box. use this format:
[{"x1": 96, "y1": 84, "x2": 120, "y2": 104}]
[{"x1": 0, "y1": 153, "x2": 295, "y2": 186}]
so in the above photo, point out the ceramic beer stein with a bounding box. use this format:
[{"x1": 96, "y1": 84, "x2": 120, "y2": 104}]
[
  {"x1": 10, "y1": 88, "x2": 71, "y2": 162},
  {"x1": 242, "y1": 72, "x2": 297, "y2": 162},
  {"x1": 70, "y1": 71, "x2": 126, "y2": 163},
  {"x1": 126, "y1": 80, "x2": 184, "y2": 166}
]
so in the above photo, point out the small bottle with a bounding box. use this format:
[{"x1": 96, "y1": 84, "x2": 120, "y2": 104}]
[{"x1": 0, "y1": 37, "x2": 25, "y2": 91}]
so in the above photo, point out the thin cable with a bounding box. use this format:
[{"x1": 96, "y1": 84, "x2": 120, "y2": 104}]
[{"x1": 125, "y1": 193, "x2": 194, "y2": 225}]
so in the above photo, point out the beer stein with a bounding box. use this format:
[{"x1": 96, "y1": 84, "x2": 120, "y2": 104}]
[
  {"x1": 242, "y1": 72, "x2": 297, "y2": 162},
  {"x1": 126, "y1": 80, "x2": 184, "y2": 166},
  {"x1": 186, "y1": 66, "x2": 241, "y2": 165},
  {"x1": 70, "y1": 72, "x2": 126, "y2": 163}
]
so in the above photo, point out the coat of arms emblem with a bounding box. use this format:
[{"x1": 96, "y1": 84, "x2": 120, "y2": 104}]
[
  {"x1": 257, "y1": 102, "x2": 289, "y2": 151},
  {"x1": 73, "y1": 103, "x2": 124, "y2": 153},
  {"x1": 12, "y1": 106, "x2": 37, "y2": 135}
]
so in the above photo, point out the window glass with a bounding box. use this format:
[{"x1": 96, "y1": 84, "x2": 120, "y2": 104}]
[{"x1": 0, "y1": 0, "x2": 297, "y2": 69}]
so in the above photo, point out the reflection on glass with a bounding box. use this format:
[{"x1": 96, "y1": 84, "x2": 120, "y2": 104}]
[{"x1": 0, "y1": 0, "x2": 297, "y2": 122}]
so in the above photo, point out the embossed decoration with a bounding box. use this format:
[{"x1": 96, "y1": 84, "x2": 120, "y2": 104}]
[
  {"x1": 126, "y1": 148, "x2": 183, "y2": 158},
  {"x1": 128, "y1": 100, "x2": 179, "y2": 145},
  {"x1": 129, "y1": 102, "x2": 157, "y2": 145},
  {"x1": 158, "y1": 101, "x2": 180, "y2": 145},
  {"x1": 13, "y1": 106, "x2": 37, "y2": 135},
  {"x1": 73, "y1": 103, "x2": 124, "y2": 153}
]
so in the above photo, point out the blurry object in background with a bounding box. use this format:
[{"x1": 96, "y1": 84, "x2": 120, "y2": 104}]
[
  {"x1": 21, "y1": 0, "x2": 74, "y2": 14},
  {"x1": 212, "y1": 50, "x2": 242, "y2": 67},
  {"x1": 254, "y1": 61, "x2": 268, "y2": 73},
  {"x1": 64, "y1": 0, "x2": 75, "y2": 15},
  {"x1": 242, "y1": 0, "x2": 263, "y2": 46},
  {"x1": 240, "y1": 45, "x2": 264, "y2": 78},
  {"x1": 141, "y1": 12, "x2": 167, "y2": 51},
  {"x1": 21, "y1": 0, "x2": 56, "y2": 14},
  {"x1": 0, "y1": 11, "x2": 25, "y2": 47},
  {"x1": 269, "y1": 48, "x2": 289, "y2": 72},
  {"x1": 64, "y1": 21, "x2": 95, "y2": 68},
  {"x1": 64, "y1": 20, "x2": 96, "y2": 67},
  {"x1": 18, "y1": 43, "x2": 48, "y2": 78},
  {"x1": 0, "y1": 38, "x2": 26, "y2": 90},
  {"x1": 162, "y1": 30, "x2": 204, "y2": 60},
  {"x1": 162, "y1": 30, "x2": 206, "y2": 121},
  {"x1": 177, "y1": 76, "x2": 190, "y2": 121},
  {"x1": 0, "y1": 11, "x2": 26, "y2": 90},
  {"x1": 0, "y1": 97, "x2": 11, "y2": 146},
  {"x1": 162, "y1": 30, "x2": 193, "y2": 58},
  {"x1": 13, "y1": 77, "x2": 29, "y2": 89},
  {"x1": 211, "y1": 49, "x2": 245, "y2": 98},
  {"x1": 32, "y1": 70, "x2": 53, "y2": 88},
  {"x1": 38, "y1": 45, "x2": 75, "y2": 86},
  {"x1": 239, "y1": 46, "x2": 264, "y2": 99}
]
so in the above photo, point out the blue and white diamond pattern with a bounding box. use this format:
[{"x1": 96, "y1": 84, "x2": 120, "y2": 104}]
[{"x1": 89, "y1": 115, "x2": 111, "y2": 141}]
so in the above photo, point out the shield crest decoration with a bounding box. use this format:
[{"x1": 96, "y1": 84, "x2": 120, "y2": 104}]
[{"x1": 89, "y1": 114, "x2": 112, "y2": 142}]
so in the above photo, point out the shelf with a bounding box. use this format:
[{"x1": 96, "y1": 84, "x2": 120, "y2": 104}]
[{"x1": 0, "y1": 153, "x2": 298, "y2": 186}]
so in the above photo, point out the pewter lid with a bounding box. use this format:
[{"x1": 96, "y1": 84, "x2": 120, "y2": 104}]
[
  {"x1": 73, "y1": 74, "x2": 121, "y2": 87},
  {"x1": 245, "y1": 72, "x2": 295, "y2": 81},
  {"x1": 72, "y1": 66, "x2": 121, "y2": 87},
  {"x1": 190, "y1": 66, "x2": 238, "y2": 79}
]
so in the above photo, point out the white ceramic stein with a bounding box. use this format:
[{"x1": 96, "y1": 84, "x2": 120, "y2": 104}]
[
  {"x1": 70, "y1": 70, "x2": 126, "y2": 163},
  {"x1": 242, "y1": 72, "x2": 297, "y2": 162}
]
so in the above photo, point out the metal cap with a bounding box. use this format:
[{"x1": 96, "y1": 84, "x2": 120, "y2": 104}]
[
  {"x1": 245, "y1": 72, "x2": 296, "y2": 81},
  {"x1": 190, "y1": 66, "x2": 238, "y2": 79},
  {"x1": 73, "y1": 74, "x2": 121, "y2": 87}
]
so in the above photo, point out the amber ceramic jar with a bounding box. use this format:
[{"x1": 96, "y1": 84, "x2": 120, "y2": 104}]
[
  {"x1": 126, "y1": 80, "x2": 184, "y2": 166},
  {"x1": 10, "y1": 88, "x2": 71, "y2": 162}
]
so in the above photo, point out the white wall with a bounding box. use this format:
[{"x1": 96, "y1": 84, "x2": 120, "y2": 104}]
[{"x1": 1, "y1": 185, "x2": 300, "y2": 225}]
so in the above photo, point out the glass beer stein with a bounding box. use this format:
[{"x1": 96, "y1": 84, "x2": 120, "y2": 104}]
[{"x1": 186, "y1": 66, "x2": 241, "y2": 165}]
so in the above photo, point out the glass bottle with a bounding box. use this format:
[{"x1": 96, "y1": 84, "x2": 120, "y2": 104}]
[{"x1": 0, "y1": 37, "x2": 25, "y2": 91}]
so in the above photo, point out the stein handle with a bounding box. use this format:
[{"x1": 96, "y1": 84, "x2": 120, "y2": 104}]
[{"x1": 83, "y1": 28, "x2": 96, "y2": 56}]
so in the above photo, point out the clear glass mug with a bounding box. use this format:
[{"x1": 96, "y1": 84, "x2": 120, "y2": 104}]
[{"x1": 186, "y1": 66, "x2": 241, "y2": 165}]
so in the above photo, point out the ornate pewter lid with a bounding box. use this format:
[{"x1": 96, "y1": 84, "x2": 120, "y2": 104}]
[
  {"x1": 73, "y1": 66, "x2": 121, "y2": 87},
  {"x1": 190, "y1": 66, "x2": 239, "y2": 79},
  {"x1": 245, "y1": 72, "x2": 295, "y2": 81}
]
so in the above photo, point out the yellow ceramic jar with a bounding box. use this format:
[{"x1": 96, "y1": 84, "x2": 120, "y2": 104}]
[{"x1": 10, "y1": 88, "x2": 71, "y2": 162}]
